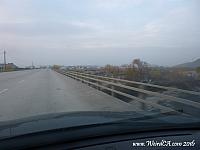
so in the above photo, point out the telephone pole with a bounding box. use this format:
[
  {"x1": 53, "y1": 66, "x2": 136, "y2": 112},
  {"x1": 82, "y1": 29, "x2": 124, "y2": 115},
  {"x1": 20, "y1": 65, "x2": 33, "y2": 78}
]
[
  {"x1": 32, "y1": 61, "x2": 34, "y2": 69},
  {"x1": 3, "y1": 50, "x2": 6, "y2": 71}
]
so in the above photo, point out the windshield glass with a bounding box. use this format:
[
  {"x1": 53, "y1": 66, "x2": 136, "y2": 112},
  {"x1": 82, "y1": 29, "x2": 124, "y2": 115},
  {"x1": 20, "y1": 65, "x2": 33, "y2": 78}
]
[{"x1": 0, "y1": 0, "x2": 200, "y2": 129}]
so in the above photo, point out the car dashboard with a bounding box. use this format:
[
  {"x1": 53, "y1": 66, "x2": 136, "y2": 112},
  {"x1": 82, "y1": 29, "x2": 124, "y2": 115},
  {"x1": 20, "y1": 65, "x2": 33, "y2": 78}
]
[{"x1": 38, "y1": 129, "x2": 200, "y2": 150}]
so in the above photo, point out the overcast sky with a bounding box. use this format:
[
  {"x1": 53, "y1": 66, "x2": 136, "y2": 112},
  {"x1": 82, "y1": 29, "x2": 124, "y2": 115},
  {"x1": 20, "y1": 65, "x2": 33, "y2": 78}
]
[{"x1": 0, "y1": 0, "x2": 200, "y2": 67}]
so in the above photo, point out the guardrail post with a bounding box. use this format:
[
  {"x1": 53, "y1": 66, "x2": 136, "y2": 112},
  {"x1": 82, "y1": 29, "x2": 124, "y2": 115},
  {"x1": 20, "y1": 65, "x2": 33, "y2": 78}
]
[
  {"x1": 96, "y1": 76, "x2": 102, "y2": 91},
  {"x1": 111, "y1": 85, "x2": 115, "y2": 97}
]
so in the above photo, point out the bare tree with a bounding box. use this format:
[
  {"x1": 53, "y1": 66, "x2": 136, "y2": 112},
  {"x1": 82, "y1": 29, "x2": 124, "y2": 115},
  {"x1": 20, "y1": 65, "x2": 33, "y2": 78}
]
[{"x1": 132, "y1": 59, "x2": 150, "y2": 81}]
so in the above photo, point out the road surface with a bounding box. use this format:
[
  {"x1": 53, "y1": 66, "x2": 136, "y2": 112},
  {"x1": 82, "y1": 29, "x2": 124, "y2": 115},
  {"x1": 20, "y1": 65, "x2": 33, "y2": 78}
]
[{"x1": 0, "y1": 69, "x2": 138, "y2": 121}]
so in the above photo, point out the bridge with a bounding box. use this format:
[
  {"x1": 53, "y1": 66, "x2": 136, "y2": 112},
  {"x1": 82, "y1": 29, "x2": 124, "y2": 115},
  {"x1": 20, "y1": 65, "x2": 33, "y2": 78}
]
[{"x1": 0, "y1": 69, "x2": 200, "y2": 121}]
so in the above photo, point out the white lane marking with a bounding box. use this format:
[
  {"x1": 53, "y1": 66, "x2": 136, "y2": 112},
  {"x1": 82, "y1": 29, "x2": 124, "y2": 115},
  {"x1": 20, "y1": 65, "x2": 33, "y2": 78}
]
[
  {"x1": 18, "y1": 80, "x2": 25, "y2": 84},
  {"x1": 0, "y1": 89, "x2": 8, "y2": 95}
]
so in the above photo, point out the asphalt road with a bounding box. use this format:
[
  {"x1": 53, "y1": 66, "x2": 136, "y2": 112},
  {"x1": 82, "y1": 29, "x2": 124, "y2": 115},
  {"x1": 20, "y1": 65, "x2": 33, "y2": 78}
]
[{"x1": 0, "y1": 69, "x2": 138, "y2": 121}]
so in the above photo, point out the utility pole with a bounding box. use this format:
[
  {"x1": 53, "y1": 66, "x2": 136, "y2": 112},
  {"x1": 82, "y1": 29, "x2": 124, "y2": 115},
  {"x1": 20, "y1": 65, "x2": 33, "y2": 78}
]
[
  {"x1": 3, "y1": 50, "x2": 6, "y2": 71},
  {"x1": 32, "y1": 61, "x2": 34, "y2": 69}
]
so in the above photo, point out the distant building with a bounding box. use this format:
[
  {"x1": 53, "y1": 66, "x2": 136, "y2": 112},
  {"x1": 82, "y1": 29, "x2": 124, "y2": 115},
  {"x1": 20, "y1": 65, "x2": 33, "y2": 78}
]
[
  {"x1": 25, "y1": 65, "x2": 35, "y2": 69},
  {"x1": 6, "y1": 63, "x2": 18, "y2": 69},
  {"x1": 0, "y1": 63, "x2": 18, "y2": 71},
  {"x1": 183, "y1": 70, "x2": 198, "y2": 79},
  {"x1": 63, "y1": 65, "x2": 100, "y2": 71}
]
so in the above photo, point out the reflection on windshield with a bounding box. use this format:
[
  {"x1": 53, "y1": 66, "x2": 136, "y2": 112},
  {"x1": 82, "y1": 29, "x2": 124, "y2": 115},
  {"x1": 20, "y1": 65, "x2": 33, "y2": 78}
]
[{"x1": 0, "y1": 0, "x2": 199, "y2": 129}]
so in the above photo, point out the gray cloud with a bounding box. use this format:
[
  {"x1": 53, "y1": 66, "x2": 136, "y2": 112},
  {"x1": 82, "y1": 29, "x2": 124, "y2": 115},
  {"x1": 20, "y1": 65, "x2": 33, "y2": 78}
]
[{"x1": 0, "y1": 0, "x2": 199, "y2": 67}]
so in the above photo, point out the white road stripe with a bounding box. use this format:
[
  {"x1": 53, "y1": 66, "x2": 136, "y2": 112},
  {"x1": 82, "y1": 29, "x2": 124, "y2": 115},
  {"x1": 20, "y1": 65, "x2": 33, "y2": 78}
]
[{"x1": 0, "y1": 89, "x2": 8, "y2": 95}]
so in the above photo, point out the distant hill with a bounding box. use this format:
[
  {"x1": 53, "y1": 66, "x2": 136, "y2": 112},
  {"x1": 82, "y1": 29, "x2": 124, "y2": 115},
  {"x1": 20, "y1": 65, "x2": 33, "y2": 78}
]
[{"x1": 174, "y1": 58, "x2": 200, "y2": 68}]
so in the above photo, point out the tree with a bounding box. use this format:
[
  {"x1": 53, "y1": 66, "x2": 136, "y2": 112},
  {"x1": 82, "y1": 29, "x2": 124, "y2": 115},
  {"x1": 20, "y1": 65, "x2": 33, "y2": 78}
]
[
  {"x1": 196, "y1": 67, "x2": 200, "y2": 79},
  {"x1": 103, "y1": 65, "x2": 120, "y2": 77},
  {"x1": 52, "y1": 65, "x2": 61, "y2": 70},
  {"x1": 150, "y1": 68, "x2": 161, "y2": 80},
  {"x1": 196, "y1": 67, "x2": 200, "y2": 74},
  {"x1": 132, "y1": 59, "x2": 150, "y2": 81},
  {"x1": 123, "y1": 65, "x2": 137, "y2": 80}
]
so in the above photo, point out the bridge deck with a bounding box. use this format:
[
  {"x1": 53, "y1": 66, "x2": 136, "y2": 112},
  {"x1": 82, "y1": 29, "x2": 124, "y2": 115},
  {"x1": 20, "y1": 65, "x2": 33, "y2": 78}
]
[{"x1": 0, "y1": 69, "x2": 138, "y2": 121}]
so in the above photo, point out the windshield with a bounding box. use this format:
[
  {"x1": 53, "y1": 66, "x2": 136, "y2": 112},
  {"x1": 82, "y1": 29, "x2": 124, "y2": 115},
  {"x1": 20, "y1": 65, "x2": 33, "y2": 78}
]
[{"x1": 0, "y1": 0, "x2": 200, "y2": 130}]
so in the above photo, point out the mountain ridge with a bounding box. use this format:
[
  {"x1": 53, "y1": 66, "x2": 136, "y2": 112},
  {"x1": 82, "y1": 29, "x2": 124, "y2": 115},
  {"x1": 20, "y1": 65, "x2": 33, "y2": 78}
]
[{"x1": 174, "y1": 58, "x2": 200, "y2": 68}]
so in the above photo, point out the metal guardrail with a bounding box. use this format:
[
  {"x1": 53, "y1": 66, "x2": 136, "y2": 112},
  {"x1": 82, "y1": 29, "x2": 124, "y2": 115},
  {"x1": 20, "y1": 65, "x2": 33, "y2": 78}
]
[
  {"x1": 69, "y1": 71, "x2": 200, "y2": 96},
  {"x1": 56, "y1": 69, "x2": 200, "y2": 115},
  {"x1": 59, "y1": 71, "x2": 177, "y2": 113}
]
